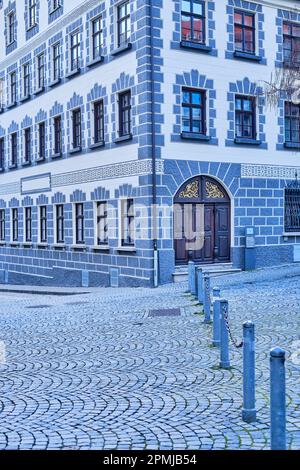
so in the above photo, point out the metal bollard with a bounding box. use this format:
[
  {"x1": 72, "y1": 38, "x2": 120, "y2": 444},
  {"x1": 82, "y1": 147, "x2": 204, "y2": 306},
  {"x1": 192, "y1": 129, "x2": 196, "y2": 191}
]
[
  {"x1": 197, "y1": 267, "x2": 204, "y2": 304},
  {"x1": 212, "y1": 287, "x2": 221, "y2": 347},
  {"x1": 270, "y1": 347, "x2": 286, "y2": 450},
  {"x1": 188, "y1": 261, "x2": 195, "y2": 294},
  {"x1": 219, "y1": 299, "x2": 230, "y2": 369},
  {"x1": 242, "y1": 321, "x2": 256, "y2": 423},
  {"x1": 203, "y1": 273, "x2": 211, "y2": 323}
]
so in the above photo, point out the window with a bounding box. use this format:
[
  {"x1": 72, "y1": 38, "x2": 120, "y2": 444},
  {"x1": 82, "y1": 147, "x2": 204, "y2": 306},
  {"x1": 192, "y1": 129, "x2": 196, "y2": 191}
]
[
  {"x1": 23, "y1": 63, "x2": 30, "y2": 97},
  {"x1": 181, "y1": 0, "x2": 205, "y2": 44},
  {"x1": 94, "y1": 100, "x2": 104, "y2": 144},
  {"x1": 8, "y1": 12, "x2": 15, "y2": 44},
  {"x1": 10, "y1": 71, "x2": 17, "y2": 104},
  {"x1": 12, "y1": 208, "x2": 18, "y2": 242},
  {"x1": 92, "y1": 16, "x2": 103, "y2": 59},
  {"x1": 38, "y1": 122, "x2": 46, "y2": 160},
  {"x1": 55, "y1": 204, "x2": 64, "y2": 243},
  {"x1": 285, "y1": 186, "x2": 300, "y2": 232},
  {"x1": 235, "y1": 95, "x2": 256, "y2": 139},
  {"x1": 24, "y1": 128, "x2": 31, "y2": 163},
  {"x1": 11, "y1": 132, "x2": 17, "y2": 167},
  {"x1": 70, "y1": 31, "x2": 80, "y2": 71},
  {"x1": 96, "y1": 201, "x2": 108, "y2": 245},
  {"x1": 37, "y1": 53, "x2": 45, "y2": 89},
  {"x1": 284, "y1": 102, "x2": 300, "y2": 144},
  {"x1": 52, "y1": 43, "x2": 60, "y2": 81},
  {"x1": 121, "y1": 199, "x2": 134, "y2": 246},
  {"x1": 25, "y1": 207, "x2": 32, "y2": 242},
  {"x1": 28, "y1": 0, "x2": 37, "y2": 29},
  {"x1": 39, "y1": 206, "x2": 47, "y2": 243},
  {"x1": 283, "y1": 22, "x2": 300, "y2": 65},
  {"x1": 119, "y1": 91, "x2": 131, "y2": 137},
  {"x1": 0, "y1": 138, "x2": 4, "y2": 170},
  {"x1": 182, "y1": 88, "x2": 206, "y2": 134},
  {"x1": 0, "y1": 209, "x2": 5, "y2": 241},
  {"x1": 54, "y1": 115, "x2": 62, "y2": 155},
  {"x1": 72, "y1": 109, "x2": 81, "y2": 149},
  {"x1": 0, "y1": 78, "x2": 4, "y2": 109},
  {"x1": 234, "y1": 10, "x2": 255, "y2": 54},
  {"x1": 75, "y1": 203, "x2": 85, "y2": 244},
  {"x1": 117, "y1": 1, "x2": 130, "y2": 47},
  {"x1": 51, "y1": 0, "x2": 61, "y2": 12}
]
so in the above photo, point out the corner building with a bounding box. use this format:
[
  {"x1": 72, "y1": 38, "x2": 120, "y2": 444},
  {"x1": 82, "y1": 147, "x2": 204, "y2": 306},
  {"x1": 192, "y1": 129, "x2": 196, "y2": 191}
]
[{"x1": 0, "y1": 0, "x2": 300, "y2": 287}]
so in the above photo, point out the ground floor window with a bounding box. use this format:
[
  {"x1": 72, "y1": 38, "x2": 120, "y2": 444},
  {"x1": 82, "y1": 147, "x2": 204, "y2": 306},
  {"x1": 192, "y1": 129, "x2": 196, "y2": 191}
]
[
  {"x1": 56, "y1": 204, "x2": 64, "y2": 243},
  {"x1": 75, "y1": 203, "x2": 85, "y2": 244},
  {"x1": 11, "y1": 208, "x2": 18, "y2": 242},
  {"x1": 96, "y1": 201, "x2": 108, "y2": 245},
  {"x1": 25, "y1": 207, "x2": 32, "y2": 242},
  {"x1": 40, "y1": 206, "x2": 47, "y2": 243},
  {"x1": 121, "y1": 198, "x2": 134, "y2": 246},
  {"x1": 0, "y1": 209, "x2": 5, "y2": 241},
  {"x1": 284, "y1": 187, "x2": 300, "y2": 232}
]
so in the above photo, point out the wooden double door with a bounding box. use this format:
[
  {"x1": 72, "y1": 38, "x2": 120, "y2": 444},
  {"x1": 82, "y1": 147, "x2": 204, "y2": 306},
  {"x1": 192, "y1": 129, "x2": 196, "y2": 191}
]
[{"x1": 174, "y1": 176, "x2": 231, "y2": 265}]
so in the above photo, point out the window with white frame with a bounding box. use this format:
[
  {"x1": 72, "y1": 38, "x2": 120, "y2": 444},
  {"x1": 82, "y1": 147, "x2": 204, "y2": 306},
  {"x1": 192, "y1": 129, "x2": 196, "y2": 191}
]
[
  {"x1": 24, "y1": 207, "x2": 32, "y2": 243},
  {"x1": 117, "y1": 1, "x2": 130, "y2": 48},
  {"x1": 28, "y1": 0, "x2": 37, "y2": 29},
  {"x1": 51, "y1": 0, "x2": 61, "y2": 12},
  {"x1": 0, "y1": 138, "x2": 4, "y2": 170},
  {"x1": 74, "y1": 203, "x2": 85, "y2": 245},
  {"x1": 55, "y1": 204, "x2": 64, "y2": 243},
  {"x1": 0, "y1": 209, "x2": 5, "y2": 241},
  {"x1": 10, "y1": 132, "x2": 17, "y2": 167},
  {"x1": 93, "y1": 100, "x2": 104, "y2": 144},
  {"x1": 72, "y1": 108, "x2": 82, "y2": 149},
  {"x1": 52, "y1": 43, "x2": 60, "y2": 81},
  {"x1": 70, "y1": 30, "x2": 80, "y2": 71},
  {"x1": 11, "y1": 208, "x2": 18, "y2": 242},
  {"x1": 121, "y1": 198, "x2": 134, "y2": 246},
  {"x1": 24, "y1": 127, "x2": 31, "y2": 163},
  {"x1": 37, "y1": 53, "x2": 45, "y2": 89},
  {"x1": 10, "y1": 71, "x2": 17, "y2": 104},
  {"x1": 96, "y1": 201, "x2": 108, "y2": 245},
  {"x1": 91, "y1": 15, "x2": 103, "y2": 60},
  {"x1": 7, "y1": 12, "x2": 15, "y2": 44},
  {"x1": 23, "y1": 63, "x2": 30, "y2": 97},
  {"x1": 39, "y1": 206, "x2": 47, "y2": 243},
  {"x1": 38, "y1": 122, "x2": 46, "y2": 160}
]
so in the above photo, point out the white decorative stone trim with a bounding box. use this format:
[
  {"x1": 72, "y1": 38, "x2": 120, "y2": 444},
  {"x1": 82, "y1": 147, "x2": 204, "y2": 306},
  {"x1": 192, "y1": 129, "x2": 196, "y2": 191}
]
[{"x1": 241, "y1": 164, "x2": 300, "y2": 179}]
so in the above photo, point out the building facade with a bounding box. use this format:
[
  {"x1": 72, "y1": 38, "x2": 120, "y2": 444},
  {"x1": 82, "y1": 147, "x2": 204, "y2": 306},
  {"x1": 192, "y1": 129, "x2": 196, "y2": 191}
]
[{"x1": 0, "y1": 0, "x2": 300, "y2": 288}]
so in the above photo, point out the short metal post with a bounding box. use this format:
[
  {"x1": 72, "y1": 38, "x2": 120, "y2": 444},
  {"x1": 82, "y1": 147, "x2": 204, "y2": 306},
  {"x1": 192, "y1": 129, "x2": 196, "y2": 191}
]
[
  {"x1": 188, "y1": 261, "x2": 195, "y2": 294},
  {"x1": 242, "y1": 321, "x2": 256, "y2": 423},
  {"x1": 270, "y1": 347, "x2": 286, "y2": 450},
  {"x1": 197, "y1": 268, "x2": 203, "y2": 304},
  {"x1": 220, "y1": 299, "x2": 230, "y2": 369},
  {"x1": 212, "y1": 287, "x2": 221, "y2": 347},
  {"x1": 203, "y1": 273, "x2": 211, "y2": 323}
]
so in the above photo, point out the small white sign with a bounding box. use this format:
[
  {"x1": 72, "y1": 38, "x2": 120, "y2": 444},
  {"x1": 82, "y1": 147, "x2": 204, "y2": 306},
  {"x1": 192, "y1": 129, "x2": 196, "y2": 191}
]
[{"x1": 21, "y1": 173, "x2": 51, "y2": 195}]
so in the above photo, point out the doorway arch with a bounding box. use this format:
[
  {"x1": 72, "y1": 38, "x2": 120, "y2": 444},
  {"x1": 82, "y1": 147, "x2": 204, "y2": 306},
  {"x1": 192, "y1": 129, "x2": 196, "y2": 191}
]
[{"x1": 174, "y1": 175, "x2": 231, "y2": 265}]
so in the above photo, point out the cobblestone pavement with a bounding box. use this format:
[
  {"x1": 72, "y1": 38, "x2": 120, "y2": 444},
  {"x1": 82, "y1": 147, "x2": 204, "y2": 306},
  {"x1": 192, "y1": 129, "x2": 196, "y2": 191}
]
[{"x1": 0, "y1": 265, "x2": 299, "y2": 450}]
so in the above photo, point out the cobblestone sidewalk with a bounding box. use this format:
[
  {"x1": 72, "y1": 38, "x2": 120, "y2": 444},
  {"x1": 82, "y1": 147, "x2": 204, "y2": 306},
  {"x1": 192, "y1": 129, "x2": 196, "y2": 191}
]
[{"x1": 0, "y1": 265, "x2": 299, "y2": 450}]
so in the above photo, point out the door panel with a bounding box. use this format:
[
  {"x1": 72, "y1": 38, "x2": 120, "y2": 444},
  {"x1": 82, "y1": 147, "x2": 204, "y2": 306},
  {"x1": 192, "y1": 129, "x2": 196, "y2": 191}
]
[{"x1": 215, "y1": 205, "x2": 230, "y2": 262}]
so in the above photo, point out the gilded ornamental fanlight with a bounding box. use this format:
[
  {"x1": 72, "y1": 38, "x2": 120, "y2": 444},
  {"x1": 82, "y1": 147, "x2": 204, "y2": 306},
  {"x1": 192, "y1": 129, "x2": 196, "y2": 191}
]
[
  {"x1": 179, "y1": 180, "x2": 199, "y2": 199},
  {"x1": 206, "y1": 181, "x2": 225, "y2": 199}
]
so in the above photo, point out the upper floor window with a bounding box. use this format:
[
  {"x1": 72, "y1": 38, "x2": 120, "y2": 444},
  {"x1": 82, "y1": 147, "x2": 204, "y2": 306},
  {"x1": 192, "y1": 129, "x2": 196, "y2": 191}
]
[
  {"x1": 53, "y1": 115, "x2": 62, "y2": 155},
  {"x1": 235, "y1": 95, "x2": 256, "y2": 140},
  {"x1": 285, "y1": 102, "x2": 300, "y2": 144},
  {"x1": 0, "y1": 138, "x2": 4, "y2": 170},
  {"x1": 72, "y1": 109, "x2": 82, "y2": 149},
  {"x1": 234, "y1": 10, "x2": 255, "y2": 54},
  {"x1": 55, "y1": 204, "x2": 64, "y2": 243},
  {"x1": 182, "y1": 88, "x2": 206, "y2": 134},
  {"x1": 8, "y1": 12, "x2": 15, "y2": 44},
  {"x1": 24, "y1": 207, "x2": 32, "y2": 243},
  {"x1": 181, "y1": 0, "x2": 205, "y2": 44},
  {"x1": 11, "y1": 132, "x2": 17, "y2": 166},
  {"x1": 38, "y1": 122, "x2": 46, "y2": 160},
  {"x1": 75, "y1": 203, "x2": 85, "y2": 245},
  {"x1": 94, "y1": 100, "x2": 104, "y2": 144},
  {"x1": 117, "y1": 1, "x2": 130, "y2": 47},
  {"x1": 118, "y1": 90, "x2": 131, "y2": 137},
  {"x1": 28, "y1": 0, "x2": 37, "y2": 29},
  {"x1": 121, "y1": 198, "x2": 134, "y2": 247},
  {"x1": 52, "y1": 43, "x2": 60, "y2": 81},
  {"x1": 96, "y1": 201, "x2": 108, "y2": 245},
  {"x1": 0, "y1": 78, "x2": 4, "y2": 109},
  {"x1": 283, "y1": 21, "x2": 300, "y2": 66},
  {"x1": 37, "y1": 53, "x2": 45, "y2": 89},
  {"x1": 51, "y1": 0, "x2": 61, "y2": 12},
  {"x1": 0, "y1": 209, "x2": 5, "y2": 242},
  {"x1": 24, "y1": 128, "x2": 31, "y2": 163},
  {"x1": 39, "y1": 206, "x2": 47, "y2": 243},
  {"x1": 70, "y1": 31, "x2": 80, "y2": 71},
  {"x1": 23, "y1": 63, "x2": 30, "y2": 97},
  {"x1": 92, "y1": 16, "x2": 103, "y2": 60},
  {"x1": 10, "y1": 71, "x2": 17, "y2": 104}
]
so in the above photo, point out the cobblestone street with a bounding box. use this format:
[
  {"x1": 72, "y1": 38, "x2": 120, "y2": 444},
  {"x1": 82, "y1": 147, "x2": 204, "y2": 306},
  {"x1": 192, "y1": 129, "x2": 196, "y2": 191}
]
[{"x1": 0, "y1": 265, "x2": 299, "y2": 450}]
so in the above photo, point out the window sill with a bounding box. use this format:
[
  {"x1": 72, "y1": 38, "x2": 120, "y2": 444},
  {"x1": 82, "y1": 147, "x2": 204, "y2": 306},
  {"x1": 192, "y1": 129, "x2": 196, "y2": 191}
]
[
  {"x1": 22, "y1": 243, "x2": 33, "y2": 248},
  {"x1": 69, "y1": 146, "x2": 82, "y2": 155},
  {"x1": 89, "y1": 141, "x2": 105, "y2": 150},
  {"x1": 234, "y1": 138, "x2": 262, "y2": 146},
  {"x1": 283, "y1": 232, "x2": 300, "y2": 237},
  {"x1": 36, "y1": 157, "x2": 46, "y2": 164},
  {"x1": 284, "y1": 142, "x2": 300, "y2": 149},
  {"x1": 114, "y1": 134, "x2": 133, "y2": 144},
  {"x1": 92, "y1": 245, "x2": 110, "y2": 252},
  {"x1": 49, "y1": 78, "x2": 61, "y2": 88},
  {"x1": 9, "y1": 164, "x2": 17, "y2": 170},
  {"x1": 111, "y1": 42, "x2": 132, "y2": 56},
  {"x1": 7, "y1": 101, "x2": 17, "y2": 110},
  {"x1": 36, "y1": 243, "x2": 48, "y2": 248},
  {"x1": 87, "y1": 56, "x2": 104, "y2": 68},
  {"x1": 20, "y1": 95, "x2": 31, "y2": 103},
  {"x1": 9, "y1": 242, "x2": 20, "y2": 247},
  {"x1": 52, "y1": 152, "x2": 62, "y2": 159},
  {"x1": 180, "y1": 41, "x2": 212, "y2": 53},
  {"x1": 66, "y1": 68, "x2": 81, "y2": 79},
  {"x1": 117, "y1": 246, "x2": 136, "y2": 253},
  {"x1": 7, "y1": 40, "x2": 16, "y2": 48},
  {"x1": 26, "y1": 23, "x2": 38, "y2": 32},
  {"x1": 34, "y1": 86, "x2": 45, "y2": 96},
  {"x1": 0, "y1": 241, "x2": 6, "y2": 246},
  {"x1": 233, "y1": 51, "x2": 262, "y2": 62},
  {"x1": 71, "y1": 244, "x2": 86, "y2": 251},
  {"x1": 52, "y1": 243, "x2": 66, "y2": 249},
  {"x1": 181, "y1": 132, "x2": 211, "y2": 141},
  {"x1": 22, "y1": 161, "x2": 31, "y2": 167}
]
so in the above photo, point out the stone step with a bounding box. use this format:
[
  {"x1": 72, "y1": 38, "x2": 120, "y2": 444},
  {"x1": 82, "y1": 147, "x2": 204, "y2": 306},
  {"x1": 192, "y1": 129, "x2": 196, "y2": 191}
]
[{"x1": 172, "y1": 264, "x2": 242, "y2": 283}]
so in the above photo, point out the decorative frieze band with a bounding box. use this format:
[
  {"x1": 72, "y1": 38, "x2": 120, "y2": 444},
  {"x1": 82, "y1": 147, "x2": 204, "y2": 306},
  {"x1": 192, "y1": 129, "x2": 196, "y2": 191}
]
[
  {"x1": 241, "y1": 164, "x2": 300, "y2": 179},
  {"x1": 0, "y1": 159, "x2": 164, "y2": 196}
]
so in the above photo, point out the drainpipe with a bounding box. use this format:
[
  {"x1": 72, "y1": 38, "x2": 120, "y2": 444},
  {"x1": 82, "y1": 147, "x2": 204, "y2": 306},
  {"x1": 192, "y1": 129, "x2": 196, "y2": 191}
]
[{"x1": 149, "y1": 1, "x2": 158, "y2": 287}]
